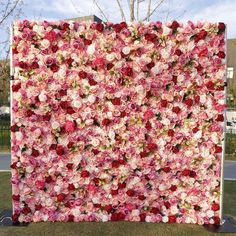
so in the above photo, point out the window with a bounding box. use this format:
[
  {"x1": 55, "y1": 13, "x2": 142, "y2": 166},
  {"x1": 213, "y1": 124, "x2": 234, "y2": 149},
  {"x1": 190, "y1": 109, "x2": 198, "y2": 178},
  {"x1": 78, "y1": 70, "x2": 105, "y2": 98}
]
[{"x1": 227, "y1": 67, "x2": 234, "y2": 79}]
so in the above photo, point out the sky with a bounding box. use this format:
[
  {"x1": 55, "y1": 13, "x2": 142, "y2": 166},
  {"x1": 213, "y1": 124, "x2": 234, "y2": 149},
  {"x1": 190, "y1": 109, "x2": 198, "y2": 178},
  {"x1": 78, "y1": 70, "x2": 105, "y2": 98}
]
[{"x1": 1, "y1": 0, "x2": 236, "y2": 58}]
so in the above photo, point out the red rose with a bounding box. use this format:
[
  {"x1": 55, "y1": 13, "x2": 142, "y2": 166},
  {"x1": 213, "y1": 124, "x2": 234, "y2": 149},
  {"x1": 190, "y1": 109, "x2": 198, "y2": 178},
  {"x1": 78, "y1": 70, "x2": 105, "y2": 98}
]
[
  {"x1": 57, "y1": 193, "x2": 65, "y2": 202},
  {"x1": 32, "y1": 148, "x2": 39, "y2": 157},
  {"x1": 163, "y1": 166, "x2": 171, "y2": 173},
  {"x1": 197, "y1": 29, "x2": 207, "y2": 40},
  {"x1": 42, "y1": 113, "x2": 51, "y2": 121},
  {"x1": 111, "y1": 189, "x2": 118, "y2": 195},
  {"x1": 212, "y1": 203, "x2": 220, "y2": 211},
  {"x1": 96, "y1": 23, "x2": 104, "y2": 32},
  {"x1": 138, "y1": 195, "x2": 146, "y2": 200},
  {"x1": 217, "y1": 51, "x2": 225, "y2": 59},
  {"x1": 66, "y1": 58, "x2": 74, "y2": 66},
  {"x1": 194, "y1": 95, "x2": 200, "y2": 103},
  {"x1": 81, "y1": 170, "x2": 90, "y2": 178},
  {"x1": 51, "y1": 45, "x2": 59, "y2": 53},
  {"x1": 113, "y1": 22, "x2": 127, "y2": 33},
  {"x1": 164, "y1": 201, "x2": 171, "y2": 209},
  {"x1": 147, "y1": 143, "x2": 157, "y2": 151},
  {"x1": 84, "y1": 38, "x2": 92, "y2": 45},
  {"x1": 126, "y1": 189, "x2": 135, "y2": 197},
  {"x1": 175, "y1": 49, "x2": 182, "y2": 56},
  {"x1": 120, "y1": 111, "x2": 127, "y2": 117},
  {"x1": 22, "y1": 206, "x2": 31, "y2": 215},
  {"x1": 12, "y1": 194, "x2": 20, "y2": 201},
  {"x1": 139, "y1": 213, "x2": 146, "y2": 221},
  {"x1": 104, "y1": 204, "x2": 113, "y2": 213},
  {"x1": 171, "y1": 20, "x2": 179, "y2": 29},
  {"x1": 56, "y1": 145, "x2": 65, "y2": 155},
  {"x1": 44, "y1": 30, "x2": 57, "y2": 42},
  {"x1": 182, "y1": 169, "x2": 190, "y2": 176},
  {"x1": 172, "y1": 76, "x2": 177, "y2": 84},
  {"x1": 49, "y1": 144, "x2": 57, "y2": 150},
  {"x1": 35, "y1": 204, "x2": 42, "y2": 211},
  {"x1": 168, "y1": 129, "x2": 174, "y2": 137},
  {"x1": 192, "y1": 127, "x2": 199, "y2": 133},
  {"x1": 68, "y1": 183, "x2": 75, "y2": 191},
  {"x1": 67, "y1": 142, "x2": 74, "y2": 149},
  {"x1": 206, "y1": 81, "x2": 215, "y2": 90},
  {"x1": 194, "y1": 205, "x2": 201, "y2": 211},
  {"x1": 170, "y1": 185, "x2": 177, "y2": 192},
  {"x1": 92, "y1": 149, "x2": 100, "y2": 155},
  {"x1": 172, "y1": 106, "x2": 181, "y2": 114},
  {"x1": 117, "y1": 212, "x2": 126, "y2": 220},
  {"x1": 50, "y1": 63, "x2": 59, "y2": 72},
  {"x1": 160, "y1": 99, "x2": 168, "y2": 108},
  {"x1": 112, "y1": 160, "x2": 120, "y2": 168},
  {"x1": 45, "y1": 175, "x2": 53, "y2": 183},
  {"x1": 66, "y1": 163, "x2": 73, "y2": 170},
  {"x1": 68, "y1": 215, "x2": 74, "y2": 222},
  {"x1": 31, "y1": 61, "x2": 39, "y2": 69},
  {"x1": 111, "y1": 213, "x2": 119, "y2": 221},
  {"x1": 79, "y1": 70, "x2": 87, "y2": 79},
  {"x1": 189, "y1": 170, "x2": 196, "y2": 178},
  {"x1": 150, "y1": 207, "x2": 160, "y2": 214},
  {"x1": 168, "y1": 215, "x2": 176, "y2": 223},
  {"x1": 172, "y1": 146, "x2": 179, "y2": 154},
  {"x1": 145, "y1": 33, "x2": 157, "y2": 43},
  {"x1": 107, "y1": 63, "x2": 114, "y2": 70},
  {"x1": 11, "y1": 162, "x2": 17, "y2": 169},
  {"x1": 185, "y1": 98, "x2": 193, "y2": 107},
  {"x1": 140, "y1": 150, "x2": 149, "y2": 158},
  {"x1": 145, "y1": 121, "x2": 152, "y2": 130},
  {"x1": 12, "y1": 213, "x2": 19, "y2": 223},
  {"x1": 67, "y1": 107, "x2": 75, "y2": 114},
  {"x1": 146, "y1": 61, "x2": 155, "y2": 69},
  {"x1": 121, "y1": 67, "x2": 133, "y2": 77},
  {"x1": 218, "y1": 22, "x2": 226, "y2": 31},
  {"x1": 215, "y1": 145, "x2": 222, "y2": 153},
  {"x1": 112, "y1": 97, "x2": 121, "y2": 106},
  {"x1": 102, "y1": 118, "x2": 111, "y2": 126},
  {"x1": 18, "y1": 61, "x2": 28, "y2": 69},
  {"x1": 213, "y1": 216, "x2": 221, "y2": 225},
  {"x1": 93, "y1": 177, "x2": 100, "y2": 185},
  {"x1": 215, "y1": 114, "x2": 224, "y2": 122},
  {"x1": 118, "y1": 182, "x2": 126, "y2": 189},
  {"x1": 12, "y1": 83, "x2": 21, "y2": 92}
]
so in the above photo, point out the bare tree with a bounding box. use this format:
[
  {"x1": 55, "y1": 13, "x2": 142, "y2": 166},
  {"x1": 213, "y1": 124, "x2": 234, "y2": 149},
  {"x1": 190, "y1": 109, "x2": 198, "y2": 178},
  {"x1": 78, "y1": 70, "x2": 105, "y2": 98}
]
[
  {"x1": 130, "y1": 0, "x2": 135, "y2": 21},
  {"x1": 116, "y1": 0, "x2": 126, "y2": 21}
]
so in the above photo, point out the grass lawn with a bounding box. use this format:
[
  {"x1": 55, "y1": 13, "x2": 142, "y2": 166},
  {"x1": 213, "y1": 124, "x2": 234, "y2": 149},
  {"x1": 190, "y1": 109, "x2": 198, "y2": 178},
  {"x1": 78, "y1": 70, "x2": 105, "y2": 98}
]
[{"x1": 0, "y1": 173, "x2": 236, "y2": 236}]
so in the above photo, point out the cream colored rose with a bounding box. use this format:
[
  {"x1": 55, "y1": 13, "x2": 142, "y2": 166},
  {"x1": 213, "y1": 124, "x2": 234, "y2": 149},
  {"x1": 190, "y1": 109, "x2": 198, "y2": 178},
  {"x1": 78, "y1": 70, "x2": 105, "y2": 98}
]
[
  {"x1": 38, "y1": 92, "x2": 47, "y2": 102},
  {"x1": 41, "y1": 39, "x2": 50, "y2": 49},
  {"x1": 87, "y1": 43, "x2": 95, "y2": 54},
  {"x1": 122, "y1": 46, "x2": 130, "y2": 55},
  {"x1": 106, "y1": 53, "x2": 115, "y2": 62},
  {"x1": 51, "y1": 121, "x2": 60, "y2": 129}
]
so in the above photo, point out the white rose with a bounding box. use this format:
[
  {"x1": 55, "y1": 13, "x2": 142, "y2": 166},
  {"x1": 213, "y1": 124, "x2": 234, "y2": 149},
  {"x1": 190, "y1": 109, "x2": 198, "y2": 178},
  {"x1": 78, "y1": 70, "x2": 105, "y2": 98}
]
[
  {"x1": 91, "y1": 138, "x2": 100, "y2": 147},
  {"x1": 106, "y1": 53, "x2": 115, "y2": 62},
  {"x1": 41, "y1": 39, "x2": 50, "y2": 49},
  {"x1": 51, "y1": 121, "x2": 60, "y2": 129},
  {"x1": 54, "y1": 185, "x2": 61, "y2": 193},
  {"x1": 102, "y1": 214, "x2": 109, "y2": 222},
  {"x1": 194, "y1": 130, "x2": 202, "y2": 139},
  {"x1": 122, "y1": 46, "x2": 130, "y2": 55},
  {"x1": 38, "y1": 93, "x2": 47, "y2": 102},
  {"x1": 159, "y1": 184, "x2": 167, "y2": 191},
  {"x1": 206, "y1": 210, "x2": 214, "y2": 218},
  {"x1": 72, "y1": 100, "x2": 82, "y2": 108},
  {"x1": 185, "y1": 150, "x2": 193, "y2": 157},
  {"x1": 87, "y1": 43, "x2": 95, "y2": 54},
  {"x1": 162, "y1": 216, "x2": 169, "y2": 223},
  {"x1": 45, "y1": 198, "x2": 53, "y2": 206},
  {"x1": 87, "y1": 95, "x2": 96, "y2": 104},
  {"x1": 15, "y1": 131, "x2": 23, "y2": 141},
  {"x1": 162, "y1": 25, "x2": 171, "y2": 35},
  {"x1": 200, "y1": 94, "x2": 206, "y2": 103}
]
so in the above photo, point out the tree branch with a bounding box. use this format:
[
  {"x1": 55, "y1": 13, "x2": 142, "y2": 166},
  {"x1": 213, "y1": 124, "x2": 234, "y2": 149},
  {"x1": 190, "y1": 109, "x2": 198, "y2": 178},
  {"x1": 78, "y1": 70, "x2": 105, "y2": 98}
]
[
  {"x1": 142, "y1": 0, "x2": 165, "y2": 21},
  {"x1": 147, "y1": 0, "x2": 151, "y2": 21},
  {"x1": 130, "y1": 0, "x2": 135, "y2": 21},
  {"x1": 116, "y1": 0, "x2": 126, "y2": 21},
  {"x1": 0, "y1": 0, "x2": 20, "y2": 26},
  {"x1": 93, "y1": 0, "x2": 109, "y2": 22}
]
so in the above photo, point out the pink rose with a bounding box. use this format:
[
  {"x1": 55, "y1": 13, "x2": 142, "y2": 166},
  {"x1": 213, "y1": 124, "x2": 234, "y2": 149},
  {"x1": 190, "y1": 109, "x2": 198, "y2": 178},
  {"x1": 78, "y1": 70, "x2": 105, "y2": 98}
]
[{"x1": 64, "y1": 120, "x2": 76, "y2": 133}]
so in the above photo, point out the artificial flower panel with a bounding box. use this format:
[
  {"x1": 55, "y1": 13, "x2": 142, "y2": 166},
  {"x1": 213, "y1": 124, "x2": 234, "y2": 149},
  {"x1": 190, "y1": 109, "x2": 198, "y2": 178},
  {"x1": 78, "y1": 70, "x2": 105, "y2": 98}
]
[{"x1": 11, "y1": 20, "x2": 225, "y2": 224}]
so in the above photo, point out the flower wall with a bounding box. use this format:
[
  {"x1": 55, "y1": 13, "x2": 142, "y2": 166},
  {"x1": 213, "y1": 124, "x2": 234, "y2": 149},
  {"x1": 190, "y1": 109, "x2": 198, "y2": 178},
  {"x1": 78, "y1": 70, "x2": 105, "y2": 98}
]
[{"x1": 11, "y1": 20, "x2": 226, "y2": 224}]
